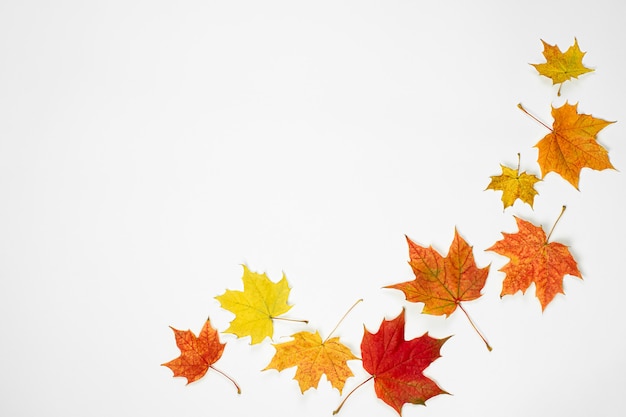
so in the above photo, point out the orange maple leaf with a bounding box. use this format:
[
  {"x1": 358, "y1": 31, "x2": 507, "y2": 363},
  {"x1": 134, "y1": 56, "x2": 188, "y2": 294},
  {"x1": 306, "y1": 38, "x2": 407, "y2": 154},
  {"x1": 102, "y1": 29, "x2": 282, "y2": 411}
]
[
  {"x1": 519, "y1": 102, "x2": 615, "y2": 189},
  {"x1": 264, "y1": 300, "x2": 361, "y2": 394},
  {"x1": 264, "y1": 330, "x2": 358, "y2": 394},
  {"x1": 487, "y1": 214, "x2": 582, "y2": 311},
  {"x1": 386, "y1": 229, "x2": 491, "y2": 350},
  {"x1": 162, "y1": 319, "x2": 240, "y2": 392}
]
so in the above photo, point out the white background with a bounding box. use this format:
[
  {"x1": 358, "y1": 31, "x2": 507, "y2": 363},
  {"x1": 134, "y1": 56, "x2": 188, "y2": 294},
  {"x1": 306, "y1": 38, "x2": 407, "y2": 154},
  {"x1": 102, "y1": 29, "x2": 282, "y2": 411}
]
[{"x1": 1, "y1": 1, "x2": 625, "y2": 416}]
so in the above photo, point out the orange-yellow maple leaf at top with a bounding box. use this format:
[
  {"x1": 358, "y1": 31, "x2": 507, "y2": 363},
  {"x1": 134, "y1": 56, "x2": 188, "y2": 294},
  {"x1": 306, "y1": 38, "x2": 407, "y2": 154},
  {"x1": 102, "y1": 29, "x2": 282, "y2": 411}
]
[
  {"x1": 386, "y1": 229, "x2": 492, "y2": 350},
  {"x1": 264, "y1": 330, "x2": 358, "y2": 394},
  {"x1": 215, "y1": 264, "x2": 293, "y2": 344},
  {"x1": 486, "y1": 162, "x2": 541, "y2": 209},
  {"x1": 161, "y1": 319, "x2": 226, "y2": 385},
  {"x1": 487, "y1": 216, "x2": 581, "y2": 311},
  {"x1": 532, "y1": 102, "x2": 615, "y2": 189},
  {"x1": 531, "y1": 38, "x2": 593, "y2": 94}
]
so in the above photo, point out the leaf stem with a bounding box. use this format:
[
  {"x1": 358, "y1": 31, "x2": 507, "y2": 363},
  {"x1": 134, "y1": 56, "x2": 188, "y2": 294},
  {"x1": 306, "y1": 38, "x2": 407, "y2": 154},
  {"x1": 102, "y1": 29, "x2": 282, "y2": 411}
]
[
  {"x1": 546, "y1": 205, "x2": 567, "y2": 242},
  {"x1": 458, "y1": 303, "x2": 492, "y2": 351},
  {"x1": 210, "y1": 365, "x2": 242, "y2": 394},
  {"x1": 271, "y1": 316, "x2": 309, "y2": 324},
  {"x1": 324, "y1": 299, "x2": 363, "y2": 343},
  {"x1": 516, "y1": 152, "x2": 521, "y2": 173},
  {"x1": 332, "y1": 375, "x2": 374, "y2": 415},
  {"x1": 517, "y1": 103, "x2": 553, "y2": 131}
]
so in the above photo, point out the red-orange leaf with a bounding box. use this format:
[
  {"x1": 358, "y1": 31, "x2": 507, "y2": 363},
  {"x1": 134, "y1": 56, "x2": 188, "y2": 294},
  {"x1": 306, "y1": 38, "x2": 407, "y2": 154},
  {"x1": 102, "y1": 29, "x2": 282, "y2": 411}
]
[
  {"x1": 386, "y1": 229, "x2": 491, "y2": 350},
  {"x1": 487, "y1": 216, "x2": 582, "y2": 310},
  {"x1": 360, "y1": 309, "x2": 448, "y2": 415},
  {"x1": 162, "y1": 319, "x2": 233, "y2": 387}
]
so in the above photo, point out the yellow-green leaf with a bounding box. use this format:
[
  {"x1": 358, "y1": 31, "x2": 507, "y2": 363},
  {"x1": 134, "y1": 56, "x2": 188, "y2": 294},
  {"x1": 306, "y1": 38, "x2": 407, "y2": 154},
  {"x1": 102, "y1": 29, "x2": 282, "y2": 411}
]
[
  {"x1": 531, "y1": 38, "x2": 593, "y2": 93},
  {"x1": 215, "y1": 264, "x2": 292, "y2": 344}
]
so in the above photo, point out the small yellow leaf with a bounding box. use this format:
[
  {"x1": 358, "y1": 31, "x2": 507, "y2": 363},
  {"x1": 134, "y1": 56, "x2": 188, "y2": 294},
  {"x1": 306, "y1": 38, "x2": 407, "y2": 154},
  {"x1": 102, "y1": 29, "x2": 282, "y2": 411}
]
[
  {"x1": 215, "y1": 264, "x2": 292, "y2": 344},
  {"x1": 264, "y1": 331, "x2": 358, "y2": 394},
  {"x1": 486, "y1": 164, "x2": 541, "y2": 209},
  {"x1": 531, "y1": 38, "x2": 593, "y2": 92}
]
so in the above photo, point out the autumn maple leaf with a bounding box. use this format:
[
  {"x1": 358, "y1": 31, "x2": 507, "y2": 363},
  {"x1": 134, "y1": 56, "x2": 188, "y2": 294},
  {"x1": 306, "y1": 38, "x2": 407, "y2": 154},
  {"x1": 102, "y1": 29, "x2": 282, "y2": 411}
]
[
  {"x1": 334, "y1": 309, "x2": 449, "y2": 415},
  {"x1": 531, "y1": 38, "x2": 593, "y2": 95},
  {"x1": 487, "y1": 210, "x2": 582, "y2": 311},
  {"x1": 264, "y1": 330, "x2": 358, "y2": 394},
  {"x1": 486, "y1": 154, "x2": 541, "y2": 209},
  {"x1": 215, "y1": 264, "x2": 301, "y2": 344},
  {"x1": 519, "y1": 102, "x2": 615, "y2": 189},
  {"x1": 264, "y1": 301, "x2": 361, "y2": 394},
  {"x1": 386, "y1": 229, "x2": 491, "y2": 350},
  {"x1": 162, "y1": 318, "x2": 240, "y2": 392}
]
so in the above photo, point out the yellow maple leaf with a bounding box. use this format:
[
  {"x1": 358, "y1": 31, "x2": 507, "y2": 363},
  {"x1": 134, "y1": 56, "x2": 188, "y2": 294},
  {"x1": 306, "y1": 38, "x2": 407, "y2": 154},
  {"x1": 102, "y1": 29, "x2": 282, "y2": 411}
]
[
  {"x1": 486, "y1": 157, "x2": 541, "y2": 209},
  {"x1": 264, "y1": 330, "x2": 358, "y2": 393},
  {"x1": 215, "y1": 264, "x2": 293, "y2": 344},
  {"x1": 531, "y1": 38, "x2": 593, "y2": 95}
]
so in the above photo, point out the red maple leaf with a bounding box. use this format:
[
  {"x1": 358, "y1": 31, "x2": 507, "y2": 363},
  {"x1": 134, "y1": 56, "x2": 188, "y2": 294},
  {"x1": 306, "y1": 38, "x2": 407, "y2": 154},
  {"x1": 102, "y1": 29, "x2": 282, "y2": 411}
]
[{"x1": 334, "y1": 309, "x2": 449, "y2": 415}]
